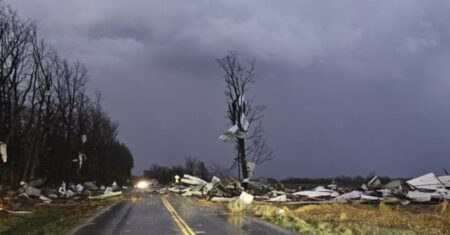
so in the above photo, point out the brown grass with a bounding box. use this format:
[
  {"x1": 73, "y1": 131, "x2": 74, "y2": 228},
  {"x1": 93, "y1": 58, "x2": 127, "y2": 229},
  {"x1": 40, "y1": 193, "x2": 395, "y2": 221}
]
[
  {"x1": 250, "y1": 201, "x2": 450, "y2": 235},
  {"x1": 0, "y1": 196, "x2": 121, "y2": 234}
]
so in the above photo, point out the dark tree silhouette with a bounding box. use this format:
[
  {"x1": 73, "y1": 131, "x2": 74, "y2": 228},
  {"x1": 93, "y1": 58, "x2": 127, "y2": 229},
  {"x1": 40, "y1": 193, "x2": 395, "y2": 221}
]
[
  {"x1": 217, "y1": 52, "x2": 273, "y2": 181},
  {"x1": 0, "y1": 3, "x2": 133, "y2": 186}
]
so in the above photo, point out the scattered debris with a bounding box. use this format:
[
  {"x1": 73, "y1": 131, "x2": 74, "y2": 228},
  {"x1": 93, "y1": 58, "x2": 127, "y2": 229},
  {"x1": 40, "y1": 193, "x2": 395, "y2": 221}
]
[
  {"x1": 0, "y1": 141, "x2": 7, "y2": 163},
  {"x1": 268, "y1": 194, "x2": 287, "y2": 202},
  {"x1": 88, "y1": 191, "x2": 122, "y2": 200},
  {"x1": 38, "y1": 195, "x2": 51, "y2": 203},
  {"x1": 6, "y1": 210, "x2": 33, "y2": 214},
  {"x1": 180, "y1": 174, "x2": 207, "y2": 185},
  {"x1": 407, "y1": 172, "x2": 445, "y2": 190},
  {"x1": 239, "y1": 191, "x2": 254, "y2": 205},
  {"x1": 168, "y1": 171, "x2": 450, "y2": 207},
  {"x1": 73, "y1": 152, "x2": 87, "y2": 173},
  {"x1": 219, "y1": 95, "x2": 249, "y2": 141},
  {"x1": 293, "y1": 186, "x2": 339, "y2": 198}
]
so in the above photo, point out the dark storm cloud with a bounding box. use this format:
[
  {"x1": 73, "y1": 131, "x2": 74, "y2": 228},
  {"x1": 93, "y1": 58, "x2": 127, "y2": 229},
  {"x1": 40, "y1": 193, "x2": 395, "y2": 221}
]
[{"x1": 7, "y1": 0, "x2": 450, "y2": 178}]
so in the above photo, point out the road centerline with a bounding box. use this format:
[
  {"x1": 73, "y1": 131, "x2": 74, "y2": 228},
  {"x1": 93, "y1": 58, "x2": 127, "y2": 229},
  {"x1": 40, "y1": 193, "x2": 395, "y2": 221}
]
[{"x1": 161, "y1": 196, "x2": 196, "y2": 235}]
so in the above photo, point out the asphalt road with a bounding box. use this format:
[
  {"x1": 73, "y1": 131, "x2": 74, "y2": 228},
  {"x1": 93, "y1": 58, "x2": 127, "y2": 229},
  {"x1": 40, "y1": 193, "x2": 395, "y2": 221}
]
[{"x1": 72, "y1": 194, "x2": 295, "y2": 235}]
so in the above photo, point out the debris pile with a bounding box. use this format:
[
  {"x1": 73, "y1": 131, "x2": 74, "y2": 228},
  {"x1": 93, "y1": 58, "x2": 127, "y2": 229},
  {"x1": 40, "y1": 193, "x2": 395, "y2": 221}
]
[
  {"x1": 164, "y1": 172, "x2": 450, "y2": 206},
  {"x1": 0, "y1": 180, "x2": 124, "y2": 214}
]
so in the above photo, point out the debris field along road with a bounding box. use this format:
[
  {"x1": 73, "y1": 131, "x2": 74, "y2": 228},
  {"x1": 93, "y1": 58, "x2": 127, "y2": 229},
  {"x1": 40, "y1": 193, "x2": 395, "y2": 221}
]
[{"x1": 73, "y1": 194, "x2": 294, "y2": 235}]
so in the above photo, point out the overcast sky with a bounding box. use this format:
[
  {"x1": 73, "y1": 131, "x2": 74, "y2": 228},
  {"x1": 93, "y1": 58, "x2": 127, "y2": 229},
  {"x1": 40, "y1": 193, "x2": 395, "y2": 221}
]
[{"x1": 7, "y1": 0, "x2": 450, "y2": 178}]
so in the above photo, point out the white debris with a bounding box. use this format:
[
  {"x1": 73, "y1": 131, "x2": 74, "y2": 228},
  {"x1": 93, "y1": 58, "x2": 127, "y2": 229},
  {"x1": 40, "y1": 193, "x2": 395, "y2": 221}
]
[
  {"x1": 238, "y1": 95, "x2": 250, "y2": 131},
  {"x1": 182, "y1": 184, "x2": 204, "y2": 197},
  {"x1": 378, "y1": 189, "x2": 393, "y2": 197},
  {"x1": 75, "y1": 184, "x2": 84, "y2": 193},
  {"x1": 104, "y1": 187, "x2": 113, "y2": 194},
  {"x1": 360, "y1": 194, "x2": 380, "y2": 201},
  {"x1": 7, "y1": 210, "x2": 32, "y2": 214},
  {"x1": 167, "y1": 171, "x2": 450, "y2": 206},
  {"x1": 407, "y1": 191, "x2": 432, "y2": 202},
  {"x1": 407, "y1": 173, "x2": 445, "y2": 190},
  {"x1": 88, "y1": 191, "x2": 122, "y2": 200},
  {"x1": 72, "y1": 152, "x2": 87, "y2": 172},
  {"x1": 39, "y1": 195, "x2": 52, "y2": 203},
  {"x1": 66, "y1": 190, "x2": 75, "y2": 197},
  {"x1": 367, "y1": 176, "x2": 382, "y2": 189},
  {"x1": 58, "y1": 182, "x2": 74, "y2": 198},
  {"x1": 239, "y1": 191, "x2": 254, "y2": 204},
  {"x1": 168, "y1": 186, "x2": 190, "y2": 193},
  {"x1": 293, "y1": 186, "x2": 339, "y2": 198},
  {"x1": 269, "y1": 194, "x2": 287, "y2": 202},
  {"x1": 211, "y1": 176, "x2": 221, "y2": 183},
  {"x1": 28, "y1": 179, "x2": 43, "y2": 188},
  {"x1": 58, "y1": 182, "x2": 66, "y2": 194},
  {"x1": 438, "y1": 175, "x2": 450, "y2": 187},
  {"x1": 270, "y1": 190, "x2": 286, "y2": 196},
  {"x1": 328, "y1": 183, "x2": 337, "y2": 190},
  {"x1": 0, "y1": 142, "x2": 7, "y2": 163},
  {"x1": 19, "y1": 181, "x2": 42, "y2": 197},
  {"x1": 211, "y1": 197, "x2": 235, "y2": 202},
  {"x1": 84, "y1": 182, "x2": 98, "y2": 190},
  {"x1": 181, "y1": 174, "x2": 207, "y2": 185},
  {"x1": 203, "y1": 182, "x2": 215, "y2": 194},
  {"x1": 112, "y1": 181, "x2": 118, "y2": 190},
  {"x1": 219, "y1": 125, "x2": 239, "y2": 142},
  {"x1": 246, "y1": 162, "x2": 256, "y2": 179},
  {"x1": 336, "y1": 191, "x2": 363, "y2": 200},
  {"x1": 25, "y1": 186, "x2": 41, "y2": 197},
  {"x1": 81, "y1": 134, "x2": 87, "y2": 144},
  {"x1": 240, "y1": 113, "x2": 250, "y2": 132},
  {"x1": 438, "y1": 190, "x2": 450, "y2": 200},
  {"x1": 220, "y1": 95, "x2": 249, "y2": 142}
]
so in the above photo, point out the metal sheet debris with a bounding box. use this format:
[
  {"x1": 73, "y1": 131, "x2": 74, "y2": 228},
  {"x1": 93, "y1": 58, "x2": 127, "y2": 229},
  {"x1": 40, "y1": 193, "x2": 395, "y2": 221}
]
[
  {"x1": 407, "y1": 173, "x2": 445, "y2": 190},
  {"x1": 88, "y1": 191, "x2": 122, "y2": 200},
  {"x1": 181, "y1": 174, "x2": 208, "y2": 185},
  {"x1": 219, "y1": 125, "x2": 240, "y2": 141},
  {"x1": 161, "y1": 171, "x2": 450, "y2": 208},
  {"x1": 0, "y1": 142, "x2": 7, "y2": 163},
  {"x1": 268, "y1": 194, "x2": 287, "y2": 202}
]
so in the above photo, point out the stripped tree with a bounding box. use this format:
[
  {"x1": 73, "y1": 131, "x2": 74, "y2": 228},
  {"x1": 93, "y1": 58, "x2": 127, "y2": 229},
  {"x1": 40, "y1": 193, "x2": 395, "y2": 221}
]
[{"x1": 217, "y1": 52, "x2": 273, "y2": 181}]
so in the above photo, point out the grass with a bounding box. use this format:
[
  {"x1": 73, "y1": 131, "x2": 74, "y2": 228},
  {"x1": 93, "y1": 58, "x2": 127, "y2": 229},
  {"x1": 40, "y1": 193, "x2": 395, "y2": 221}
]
[
  {"x1": 246, "y1": 201, "x2": 450, "y2": 235},
  {"x1": 0, "y1": 197, "x2": 120, "y2": 235}
]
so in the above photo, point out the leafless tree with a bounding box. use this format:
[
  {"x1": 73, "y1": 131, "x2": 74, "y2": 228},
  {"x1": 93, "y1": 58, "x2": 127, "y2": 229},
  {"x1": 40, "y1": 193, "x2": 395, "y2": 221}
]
[
  {"x1": 208, "y1": 163, "x2": 235, "y2": 180},
  {"x1": 217, "y1": 52, "x2": 273, "y2": 180},
  {"x1": 0, "y1": 3, "x2": 133, "y2": 186}
]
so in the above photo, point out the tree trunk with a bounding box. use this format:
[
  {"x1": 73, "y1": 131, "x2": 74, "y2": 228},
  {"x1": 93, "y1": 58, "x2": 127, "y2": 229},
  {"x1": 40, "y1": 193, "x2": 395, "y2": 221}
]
[{"x1": 238, "y1": 138, "x2": 248, "y2": 179}]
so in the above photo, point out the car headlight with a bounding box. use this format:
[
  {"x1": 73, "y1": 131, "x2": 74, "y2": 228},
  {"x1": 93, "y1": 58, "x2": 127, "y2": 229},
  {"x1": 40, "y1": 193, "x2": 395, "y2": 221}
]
[{"x1": 135, "y1": 180, "x2": 150, "y2": 189}]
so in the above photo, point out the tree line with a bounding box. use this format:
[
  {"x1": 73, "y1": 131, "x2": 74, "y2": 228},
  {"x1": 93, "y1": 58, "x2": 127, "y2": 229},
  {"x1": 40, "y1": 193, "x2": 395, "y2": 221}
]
[
  {"x1": 143, "y1": 158, "x2": 212, "y2": 185},
  {"x1": 0, "y1": 3, "x2": 133, "y2": 186}
]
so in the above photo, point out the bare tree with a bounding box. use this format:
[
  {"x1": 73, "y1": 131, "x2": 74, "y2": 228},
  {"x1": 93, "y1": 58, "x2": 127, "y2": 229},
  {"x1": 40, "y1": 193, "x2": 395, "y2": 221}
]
[
  {"x1": 0, "y1": 2, "x2": 134, "y2": 186},
  {"x1": 217, "y1": 52, "x2": 273, "y2": 181}
]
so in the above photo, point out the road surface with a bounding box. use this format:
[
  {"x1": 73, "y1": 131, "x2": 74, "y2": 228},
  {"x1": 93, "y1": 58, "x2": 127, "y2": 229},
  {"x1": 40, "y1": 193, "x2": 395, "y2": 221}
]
[{"x1": 72, "y1": 194, "x2": 295, "y2": 235}]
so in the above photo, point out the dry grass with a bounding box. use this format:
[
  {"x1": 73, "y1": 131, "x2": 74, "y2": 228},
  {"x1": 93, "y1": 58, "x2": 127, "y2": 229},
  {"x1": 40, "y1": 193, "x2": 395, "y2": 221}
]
[
  {"x1": 227, "y1": 199, "x2": 250, "y2": 215},
  {"x1": 250, "y1": 201, "x2": 450, "y2": 235},
  {"x1": 0, "y1": 196, "x2": 121, "y2": 234}
]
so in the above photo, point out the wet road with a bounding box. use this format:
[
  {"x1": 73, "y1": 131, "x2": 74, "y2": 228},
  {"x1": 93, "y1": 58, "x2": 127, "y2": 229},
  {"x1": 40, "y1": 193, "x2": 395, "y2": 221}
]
[{"x1": 72, "y1": 194, "x2": 294, "y2": 235}]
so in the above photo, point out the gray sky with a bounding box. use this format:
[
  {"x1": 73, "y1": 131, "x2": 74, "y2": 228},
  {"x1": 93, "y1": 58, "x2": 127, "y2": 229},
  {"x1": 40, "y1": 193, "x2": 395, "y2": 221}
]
[{"x1": 7, "y1": 0, "x2": 450, "y2": 178}]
